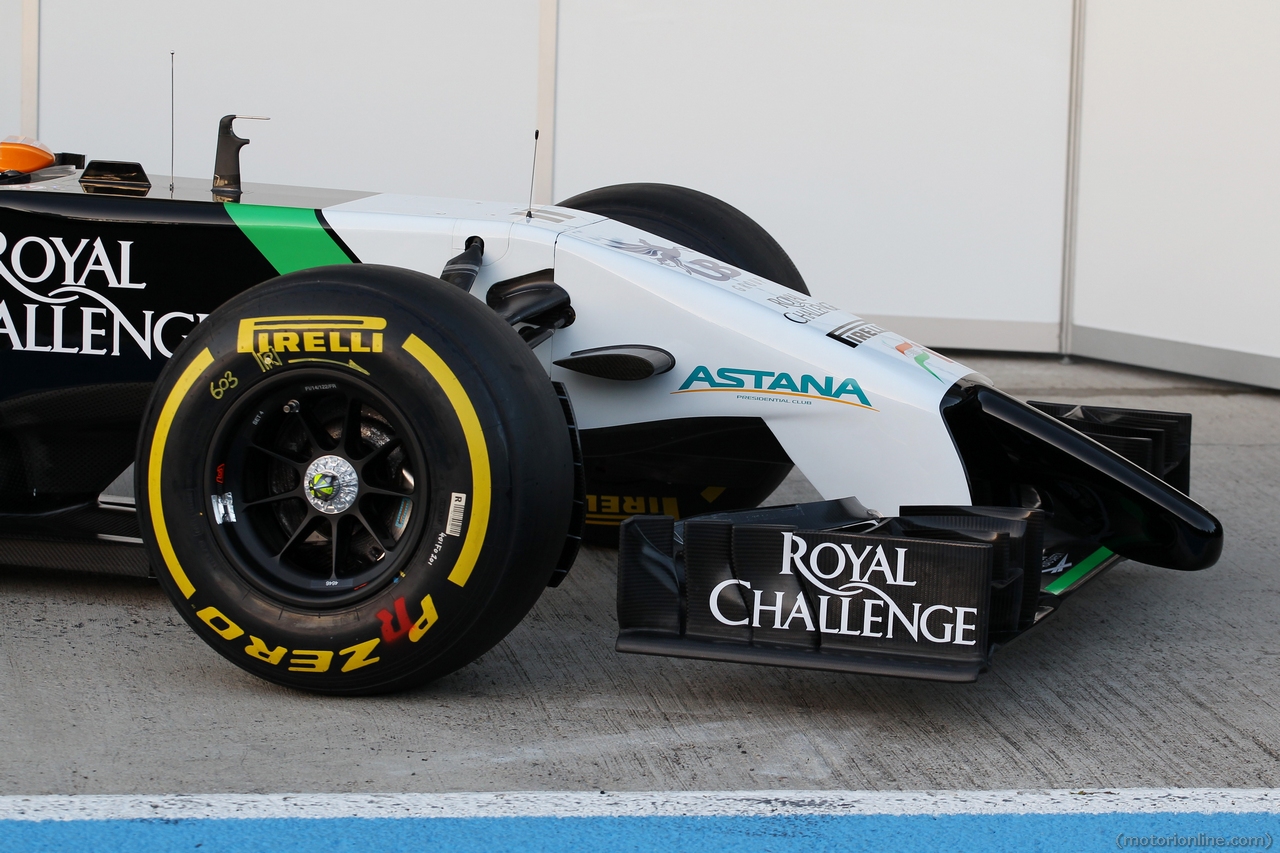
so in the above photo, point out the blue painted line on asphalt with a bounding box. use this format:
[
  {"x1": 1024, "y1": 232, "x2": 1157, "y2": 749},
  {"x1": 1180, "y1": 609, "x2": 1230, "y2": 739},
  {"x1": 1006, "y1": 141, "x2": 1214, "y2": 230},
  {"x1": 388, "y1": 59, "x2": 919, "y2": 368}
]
[{"x1": 1, "y1": 813, "x2": 1275, "y2": 853}]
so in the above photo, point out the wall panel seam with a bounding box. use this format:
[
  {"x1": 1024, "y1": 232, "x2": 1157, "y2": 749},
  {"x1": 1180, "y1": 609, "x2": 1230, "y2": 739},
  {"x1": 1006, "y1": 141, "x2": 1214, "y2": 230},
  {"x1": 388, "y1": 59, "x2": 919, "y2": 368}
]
[{"x1": 20, "y1": 0, "x2": 39, "y2": 138}]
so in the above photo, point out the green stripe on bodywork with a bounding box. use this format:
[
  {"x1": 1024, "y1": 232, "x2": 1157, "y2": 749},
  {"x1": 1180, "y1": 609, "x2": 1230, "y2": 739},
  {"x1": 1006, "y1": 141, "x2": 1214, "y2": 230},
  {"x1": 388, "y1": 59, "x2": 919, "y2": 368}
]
[
  {"x1": 1044, "y1": 546, "x2": 1114, "y2": 595},
  {"x1": 224, "y1": 204, "x2": 351, "y2": 274}
]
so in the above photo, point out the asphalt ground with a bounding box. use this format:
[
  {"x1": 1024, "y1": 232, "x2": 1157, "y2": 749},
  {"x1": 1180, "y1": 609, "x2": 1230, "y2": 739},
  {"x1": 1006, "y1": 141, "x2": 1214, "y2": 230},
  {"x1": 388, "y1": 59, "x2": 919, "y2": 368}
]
[{"x1": 2, "y1": 353, "x2": 1277, "y2": 796}]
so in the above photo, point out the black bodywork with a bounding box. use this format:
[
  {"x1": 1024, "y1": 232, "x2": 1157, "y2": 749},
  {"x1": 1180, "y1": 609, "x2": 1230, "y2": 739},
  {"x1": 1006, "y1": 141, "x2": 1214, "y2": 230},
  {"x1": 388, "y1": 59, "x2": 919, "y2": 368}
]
[{"x1": 0, "y1": 192, "x2": 279, "y2": 508}]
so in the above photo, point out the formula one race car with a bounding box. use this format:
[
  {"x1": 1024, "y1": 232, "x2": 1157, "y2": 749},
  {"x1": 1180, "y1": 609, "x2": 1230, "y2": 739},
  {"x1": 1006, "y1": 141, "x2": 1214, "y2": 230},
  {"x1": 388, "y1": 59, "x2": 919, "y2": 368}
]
[{"x1": 0, "y1": 122, "x2": 1222, "y2": 693}]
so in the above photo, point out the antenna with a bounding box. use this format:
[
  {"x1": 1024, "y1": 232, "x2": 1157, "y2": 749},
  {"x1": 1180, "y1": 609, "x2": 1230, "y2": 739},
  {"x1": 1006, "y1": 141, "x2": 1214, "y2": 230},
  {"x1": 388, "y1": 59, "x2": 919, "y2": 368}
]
[
  {"x1": 169, "y1": 51, "x2": 175, "y2": 197},
  {"x1": 526, "y1": 129, "x2": 539, "y2": 220}
]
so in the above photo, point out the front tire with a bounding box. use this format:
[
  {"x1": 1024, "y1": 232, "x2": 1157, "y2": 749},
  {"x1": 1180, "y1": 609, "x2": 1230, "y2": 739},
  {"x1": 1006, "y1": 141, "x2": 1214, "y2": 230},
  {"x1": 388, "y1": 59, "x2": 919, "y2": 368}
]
[
  {"x1": 137, "y1": 264, "x2": 574, "y2": 694},
  {"x1": 557, "y1": 182, "x2": 808, "y2": 294},
  {"x1": 557, "y1": 183, "x2": 803, "y2": 544}
]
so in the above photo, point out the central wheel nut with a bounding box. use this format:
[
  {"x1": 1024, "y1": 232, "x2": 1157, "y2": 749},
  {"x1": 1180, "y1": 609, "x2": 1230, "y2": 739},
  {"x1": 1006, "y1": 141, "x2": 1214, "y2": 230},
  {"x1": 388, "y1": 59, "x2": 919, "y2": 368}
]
[{"x1": 304, "y1": 455, "x2": 359, "y2": 514}]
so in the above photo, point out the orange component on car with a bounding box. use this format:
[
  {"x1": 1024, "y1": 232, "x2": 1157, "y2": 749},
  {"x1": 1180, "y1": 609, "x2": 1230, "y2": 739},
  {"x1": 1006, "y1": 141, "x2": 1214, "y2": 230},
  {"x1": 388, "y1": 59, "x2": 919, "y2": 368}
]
[{"x1": 0, "y1": 136, "x2": 56, "y2": 173}]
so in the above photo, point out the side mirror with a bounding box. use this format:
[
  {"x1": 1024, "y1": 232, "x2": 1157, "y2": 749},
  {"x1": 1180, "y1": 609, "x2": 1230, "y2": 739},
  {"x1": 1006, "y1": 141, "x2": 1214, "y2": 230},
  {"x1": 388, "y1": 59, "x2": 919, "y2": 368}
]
[{"x1": 212, "y1": 114, "x2": 269, "y2": 202}]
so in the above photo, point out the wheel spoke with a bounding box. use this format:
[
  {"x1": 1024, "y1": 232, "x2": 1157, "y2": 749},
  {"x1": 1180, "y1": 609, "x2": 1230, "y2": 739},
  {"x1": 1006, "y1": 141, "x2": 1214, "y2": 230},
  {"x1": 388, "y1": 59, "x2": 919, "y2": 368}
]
[
  {"x1": 361, "y1": 483, "x2": 413, "y2": 499},
  {"x1": 247, "y1": 442, "x2": 308, "y2": 470},
  {"x1": 352, "y1": 509, "x2": 397, "y2": 552},
  {"x1": 274, "y1": 512, "x2": 321, "y2": 560},
  {"x1": 357, "y1": 435, "x2": 403, "y2": 467},
  {"x1": 294, "y1": 410, "x2": 333, "y2": 455},
  {"x1": 341, "y1": 398, "x2": 364, "y2": 459},
  {"x1": 330, "y1": 516, "x2": 350, "y2": 578},
  {"x1": 243, "y1": 490, "x2": 303, "y2": 508}
]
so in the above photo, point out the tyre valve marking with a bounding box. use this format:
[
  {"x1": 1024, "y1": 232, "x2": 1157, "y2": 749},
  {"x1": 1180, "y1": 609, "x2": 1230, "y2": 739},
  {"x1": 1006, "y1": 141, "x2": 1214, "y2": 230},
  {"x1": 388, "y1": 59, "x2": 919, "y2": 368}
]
[
  {"x1": 252, "y1": 349, "x2": 283, "y2": 372},
  {"x1": 211, "y1": 492, "x2": 236, "y2": 524},
  {"x1": 446, "y1": 492, "x2": 467, "y2": 537}
]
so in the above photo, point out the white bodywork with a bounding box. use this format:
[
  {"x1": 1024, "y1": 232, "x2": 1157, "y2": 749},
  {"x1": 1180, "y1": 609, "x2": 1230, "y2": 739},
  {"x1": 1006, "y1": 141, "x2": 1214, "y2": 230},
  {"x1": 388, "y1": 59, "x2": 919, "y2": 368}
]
[{"x1": 325, "y1": 195, "x2": 980, "y2": 515}]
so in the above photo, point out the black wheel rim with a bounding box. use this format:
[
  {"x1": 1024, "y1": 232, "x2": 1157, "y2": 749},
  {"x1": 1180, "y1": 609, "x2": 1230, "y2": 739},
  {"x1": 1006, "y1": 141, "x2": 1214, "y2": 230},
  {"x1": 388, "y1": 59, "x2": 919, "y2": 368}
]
[{"x1": 207, "y1": 370, "x2": 428, "y2": 608}]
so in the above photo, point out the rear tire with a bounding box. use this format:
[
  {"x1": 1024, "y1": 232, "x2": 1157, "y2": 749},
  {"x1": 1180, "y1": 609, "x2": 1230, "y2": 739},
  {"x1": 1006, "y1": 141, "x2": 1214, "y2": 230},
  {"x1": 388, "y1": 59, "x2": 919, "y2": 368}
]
[{"x1": 136, "y1": 264, "x2": 574, "y2": 694}]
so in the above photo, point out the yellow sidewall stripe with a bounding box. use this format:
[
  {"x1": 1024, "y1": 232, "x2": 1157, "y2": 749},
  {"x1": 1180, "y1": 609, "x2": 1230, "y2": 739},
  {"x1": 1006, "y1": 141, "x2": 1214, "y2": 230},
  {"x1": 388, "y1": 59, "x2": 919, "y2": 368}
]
[
  {"x1": 401, "y1": 334, "x2": 491, "y2": 588},
  {"x1": 148, "y1": 347, "x2": 214, "y2": 599}
]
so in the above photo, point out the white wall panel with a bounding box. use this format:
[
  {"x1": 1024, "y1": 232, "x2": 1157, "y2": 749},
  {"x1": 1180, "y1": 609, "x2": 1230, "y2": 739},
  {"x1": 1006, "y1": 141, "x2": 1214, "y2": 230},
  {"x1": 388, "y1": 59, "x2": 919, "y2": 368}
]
[
  {"x1": 1073, "y1": 1, "x2": 1280, "y2": 364},
  {"x1": 0, "y1": 0, "x2": 21, "y2": 137},
  {"x1": 36, "y1": 0, "x2": 540, "y2": 201},
  {"x1": 554, "y1": 0, "x2": 1073, "y2": 347},
  {"x1": 16, "y1": 2, "x2": 1278, "y2": 382}
]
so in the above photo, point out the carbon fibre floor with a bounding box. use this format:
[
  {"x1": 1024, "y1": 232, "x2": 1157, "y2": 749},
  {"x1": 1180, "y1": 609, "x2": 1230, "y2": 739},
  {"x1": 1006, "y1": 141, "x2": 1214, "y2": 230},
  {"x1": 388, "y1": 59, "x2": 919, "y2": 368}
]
[{"x1": 1, "y1": 353, "x2": 1277, "y2": 795}]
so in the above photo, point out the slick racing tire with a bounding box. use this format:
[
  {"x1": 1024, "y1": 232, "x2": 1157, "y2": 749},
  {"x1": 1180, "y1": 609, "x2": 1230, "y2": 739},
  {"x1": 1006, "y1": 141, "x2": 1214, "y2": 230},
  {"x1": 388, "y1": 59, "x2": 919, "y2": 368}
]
[
  {"x1": 557, "y1": 182, "x2": 809, "y2": 294},
  {"x1": 559, "y1": 183, "x2": 802, "y2": 544},
  {"x1": 136, "y1": 264, "x2": 575, "y2": 694}
]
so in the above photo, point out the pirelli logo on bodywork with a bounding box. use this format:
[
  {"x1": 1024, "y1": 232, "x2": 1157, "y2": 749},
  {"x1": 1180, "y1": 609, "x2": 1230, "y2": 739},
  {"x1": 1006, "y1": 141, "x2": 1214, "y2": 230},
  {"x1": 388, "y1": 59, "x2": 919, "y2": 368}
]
[{"x1": 237, "y1": 315, "x2": 386, "y2": 355}]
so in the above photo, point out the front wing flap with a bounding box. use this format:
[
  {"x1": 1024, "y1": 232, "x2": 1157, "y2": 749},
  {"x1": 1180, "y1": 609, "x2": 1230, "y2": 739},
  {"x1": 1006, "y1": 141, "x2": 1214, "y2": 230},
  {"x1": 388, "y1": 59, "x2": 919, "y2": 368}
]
[{"x1": 615, "y1": 501, "x2": 1124, "y2": 683}]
